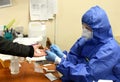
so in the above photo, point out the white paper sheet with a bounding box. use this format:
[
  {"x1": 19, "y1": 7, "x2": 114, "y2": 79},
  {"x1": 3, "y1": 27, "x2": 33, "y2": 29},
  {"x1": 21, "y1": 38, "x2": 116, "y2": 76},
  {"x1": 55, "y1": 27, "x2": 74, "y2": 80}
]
[
  {"x1": 30, "y1": 0, "x2": 57, "y2": 21},
  {"x1": 26, "y1": 56, "x2": 46, "y2": 62},
  {"x1": 13, "y1": 37, "x2": 43, "y2": 45},
  {"x1": 45, "y1": 73, "x2": 58, "y2": 81},
  {"x1": 0, "y1": 54, "x2": 12, "y2": 61}
]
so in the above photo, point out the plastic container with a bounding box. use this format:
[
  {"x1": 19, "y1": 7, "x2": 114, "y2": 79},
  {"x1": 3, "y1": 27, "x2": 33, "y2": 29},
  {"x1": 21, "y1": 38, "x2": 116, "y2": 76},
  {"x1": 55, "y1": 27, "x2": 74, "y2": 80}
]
[{"x1": 10, "y1": 56, "x2": 19, "y2": 74}]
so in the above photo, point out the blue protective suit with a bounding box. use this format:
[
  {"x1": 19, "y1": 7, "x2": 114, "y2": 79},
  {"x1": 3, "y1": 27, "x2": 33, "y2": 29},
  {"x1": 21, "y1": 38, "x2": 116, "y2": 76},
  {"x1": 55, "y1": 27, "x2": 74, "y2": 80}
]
[{"x1": 56, "y1": 6, "x2": 120, "y2": 82}]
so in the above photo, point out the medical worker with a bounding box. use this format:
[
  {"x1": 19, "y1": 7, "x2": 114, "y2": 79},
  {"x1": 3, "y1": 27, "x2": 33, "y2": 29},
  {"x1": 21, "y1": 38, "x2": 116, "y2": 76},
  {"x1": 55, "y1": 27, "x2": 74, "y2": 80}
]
[{"x1": 45, "y1": 6, "x2": 120, "y2": 82}]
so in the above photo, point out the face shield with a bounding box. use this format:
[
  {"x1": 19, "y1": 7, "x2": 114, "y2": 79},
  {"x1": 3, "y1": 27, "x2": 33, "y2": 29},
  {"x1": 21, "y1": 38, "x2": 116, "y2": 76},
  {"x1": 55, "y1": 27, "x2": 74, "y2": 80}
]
[{"x1": 82, "y1": 24, "x2": 93, "y2": 40}]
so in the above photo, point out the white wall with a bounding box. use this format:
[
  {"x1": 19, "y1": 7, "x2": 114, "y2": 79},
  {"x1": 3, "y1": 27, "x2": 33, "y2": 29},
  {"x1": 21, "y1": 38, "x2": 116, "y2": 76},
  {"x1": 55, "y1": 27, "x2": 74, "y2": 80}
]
[
  {"x1": 0, "y1": 0, "x2": 120, "y2": 51},
  {"x1": 56, "y1": 0, "x2": 120, "y2": 51},
  {"x1": 0, "y1": 0, "x2": 29, "y2": 33}
]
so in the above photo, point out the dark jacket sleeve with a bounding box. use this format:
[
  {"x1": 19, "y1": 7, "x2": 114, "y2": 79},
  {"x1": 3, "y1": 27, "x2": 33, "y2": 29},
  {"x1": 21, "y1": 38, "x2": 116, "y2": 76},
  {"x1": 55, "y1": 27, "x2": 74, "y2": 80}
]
[{"x1": 0, "y1": 36, "x2": 34, "y2": 57}]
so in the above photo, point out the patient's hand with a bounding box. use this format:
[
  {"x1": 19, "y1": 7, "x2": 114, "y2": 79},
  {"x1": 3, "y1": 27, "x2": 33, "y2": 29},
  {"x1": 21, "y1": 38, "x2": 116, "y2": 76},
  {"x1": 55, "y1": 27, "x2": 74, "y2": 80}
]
[
  {"x1": 34, "y1": 49, "x2": 47, "y2": 57},
  {"x1": 33, "y1": 44, "x2": 47, "y2": 57}
]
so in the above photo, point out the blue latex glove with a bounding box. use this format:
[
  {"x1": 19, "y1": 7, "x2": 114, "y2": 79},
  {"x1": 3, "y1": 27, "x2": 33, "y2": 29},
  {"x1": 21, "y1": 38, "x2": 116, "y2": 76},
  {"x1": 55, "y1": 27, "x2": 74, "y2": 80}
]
[
  {"x1": 50, "y1": 44, "x2": 65, "y2": 58},
  {"x1": 45, "y1": 50, "x2": 57, "y2": 62},
  {"x1": 4, "y1": 32, "x2": 13, "y2": 40}
]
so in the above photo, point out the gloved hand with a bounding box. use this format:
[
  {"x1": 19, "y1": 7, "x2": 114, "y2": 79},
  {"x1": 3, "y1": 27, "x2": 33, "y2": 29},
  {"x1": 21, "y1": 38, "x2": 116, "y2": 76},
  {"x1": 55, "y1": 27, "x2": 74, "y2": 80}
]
[
  {"x1": 50, "y1": 44, "x2": 65, "y2": 58},
  {"x1": 4, "y1": 31, "x2": 13, "y2": 40},
  {"x1": 46, "y1": 50, "x2": 61, "y2": 64}
]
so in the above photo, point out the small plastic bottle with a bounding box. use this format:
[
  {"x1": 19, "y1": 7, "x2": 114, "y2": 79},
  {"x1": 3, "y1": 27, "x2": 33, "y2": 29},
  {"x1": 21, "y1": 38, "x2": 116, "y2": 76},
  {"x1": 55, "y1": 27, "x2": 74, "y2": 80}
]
[{"x1": 10, "y1": 56, "x2": 19, "y2": 74}]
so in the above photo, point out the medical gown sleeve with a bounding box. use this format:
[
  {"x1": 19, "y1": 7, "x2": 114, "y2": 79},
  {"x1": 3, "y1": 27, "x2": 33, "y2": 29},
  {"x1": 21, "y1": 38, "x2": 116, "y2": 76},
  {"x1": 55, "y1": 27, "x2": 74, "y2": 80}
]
[{"x1": 56, "y1": 40, "x2": 120, "y2": 82}]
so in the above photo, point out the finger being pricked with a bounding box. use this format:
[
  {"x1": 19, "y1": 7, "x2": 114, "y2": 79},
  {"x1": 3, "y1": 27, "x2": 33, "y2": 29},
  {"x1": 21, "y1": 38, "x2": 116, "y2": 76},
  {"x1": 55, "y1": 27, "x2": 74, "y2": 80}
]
[
  {"x1": 35, "y1": 49, "x2": 47, "y2": 56},
  {"x1": 39, "y1": 49, "x2": 47, "y2": 56}
]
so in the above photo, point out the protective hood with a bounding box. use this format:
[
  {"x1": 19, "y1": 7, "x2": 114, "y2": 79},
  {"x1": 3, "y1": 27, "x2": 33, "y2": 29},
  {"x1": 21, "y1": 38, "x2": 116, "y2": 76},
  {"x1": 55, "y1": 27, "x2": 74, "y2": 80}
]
[{"x1": 82, "y1": 6, "x2": 113, "y2": 43}]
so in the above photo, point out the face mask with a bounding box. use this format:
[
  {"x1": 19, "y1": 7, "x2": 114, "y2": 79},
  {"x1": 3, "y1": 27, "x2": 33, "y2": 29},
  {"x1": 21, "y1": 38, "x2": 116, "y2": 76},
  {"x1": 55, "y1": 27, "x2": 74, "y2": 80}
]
[{"x1": 82, "y1": 27, "x2": 93, "y2": 39}]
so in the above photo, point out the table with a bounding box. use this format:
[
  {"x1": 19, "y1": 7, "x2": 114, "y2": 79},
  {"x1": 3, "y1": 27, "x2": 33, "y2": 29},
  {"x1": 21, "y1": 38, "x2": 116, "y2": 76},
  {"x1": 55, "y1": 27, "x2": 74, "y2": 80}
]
[{"x1": 0, "y1": 61, "x2": 62, "y2": 82}]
